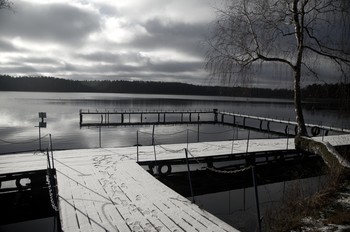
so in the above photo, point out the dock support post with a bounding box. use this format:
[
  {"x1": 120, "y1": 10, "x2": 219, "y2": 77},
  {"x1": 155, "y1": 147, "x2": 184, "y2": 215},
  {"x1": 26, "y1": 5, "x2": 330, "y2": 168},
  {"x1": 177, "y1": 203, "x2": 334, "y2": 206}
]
[
  {"x1": 243, "y1": 117, "x2": 246, "y2": 128},
  {"x1": 189, "y1": 113, "x2": 192, "y2": 122},
  {"x1": 185, "y1": 149, "x2": 195, "y2": 203},
  {"x1": 121, "y1": 113, "x2": 124, "y2": 124},
  {"x1": 252, "y1": 166, "x2": 262, "y2": 232}
]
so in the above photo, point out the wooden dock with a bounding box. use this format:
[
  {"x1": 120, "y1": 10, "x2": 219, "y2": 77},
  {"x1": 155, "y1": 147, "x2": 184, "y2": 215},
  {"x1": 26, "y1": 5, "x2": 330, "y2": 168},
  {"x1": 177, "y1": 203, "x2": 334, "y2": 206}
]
[{"x1": 1, "y1": 135, "x2": 350, "y2": 231}]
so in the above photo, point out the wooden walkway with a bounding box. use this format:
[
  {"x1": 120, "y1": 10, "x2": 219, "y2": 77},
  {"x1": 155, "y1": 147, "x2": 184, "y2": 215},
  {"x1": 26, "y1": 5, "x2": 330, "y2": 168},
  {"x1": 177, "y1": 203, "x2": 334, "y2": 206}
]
[{"x1": 1, "y1": 135, "x2": 350, "y2": 231}]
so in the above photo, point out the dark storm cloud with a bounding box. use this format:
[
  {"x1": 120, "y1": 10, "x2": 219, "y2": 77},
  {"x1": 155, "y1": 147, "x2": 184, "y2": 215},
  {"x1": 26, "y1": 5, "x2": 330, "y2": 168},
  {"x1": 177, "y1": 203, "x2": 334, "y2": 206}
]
[
  {"x1": 148, "y1": 61, "x2": 202, "y2": 73},
  {"x1": 0, "y1": 1, "x2": 100, "y2": 46},
  {"x1": 129, "y1": 18, "x2": 206, "y2": 57},
  {"x1": 78, "y1": 51, "x2": 150, "y2": 64}
]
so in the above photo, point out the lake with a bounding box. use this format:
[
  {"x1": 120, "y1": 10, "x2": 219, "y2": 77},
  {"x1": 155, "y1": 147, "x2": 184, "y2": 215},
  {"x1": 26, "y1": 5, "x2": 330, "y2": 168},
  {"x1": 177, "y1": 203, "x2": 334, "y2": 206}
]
[
  {"x1": 0, "y1": 91, "x2": 349, "y2": 154},
  {"x1": 0, "y1": 91, "x2": 348, "y2": 231}
]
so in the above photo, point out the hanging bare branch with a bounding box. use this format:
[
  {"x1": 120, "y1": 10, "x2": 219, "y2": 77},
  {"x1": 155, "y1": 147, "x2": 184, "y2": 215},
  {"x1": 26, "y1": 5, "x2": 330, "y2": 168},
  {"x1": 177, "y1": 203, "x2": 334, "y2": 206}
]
[{"x1": 205, "y1": 0, "x2": 350, "y2": 136}]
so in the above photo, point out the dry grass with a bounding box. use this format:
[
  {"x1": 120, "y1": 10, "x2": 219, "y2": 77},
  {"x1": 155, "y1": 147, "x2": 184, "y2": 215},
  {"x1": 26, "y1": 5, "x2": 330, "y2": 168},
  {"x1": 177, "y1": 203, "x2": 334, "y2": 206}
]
[{"x1": 264, "y1": 168, "x2": 350, "y2": 232}]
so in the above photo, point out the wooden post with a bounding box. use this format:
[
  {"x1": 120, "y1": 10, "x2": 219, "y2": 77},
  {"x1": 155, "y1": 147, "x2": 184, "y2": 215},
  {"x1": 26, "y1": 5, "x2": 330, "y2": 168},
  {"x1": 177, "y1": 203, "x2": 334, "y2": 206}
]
[
  {"x1": 189, "y1": 113, "x2": 192, "y2": 122},
  {"x1": 121, "y1": 113, "x2": 124, "y2": 124},
  {"x1": 181, "y1": 113, "x2": 183, "y2": 122}
]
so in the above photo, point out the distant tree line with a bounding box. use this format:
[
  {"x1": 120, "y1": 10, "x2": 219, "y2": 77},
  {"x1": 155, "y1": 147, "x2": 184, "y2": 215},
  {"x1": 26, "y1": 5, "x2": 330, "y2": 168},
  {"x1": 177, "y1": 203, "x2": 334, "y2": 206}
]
[
  {"x1": 0, "y1": 75, "x2": 349, "y2": 102},
  {"x1": 0, "y1": 75, "x2": 294, "y2": 98}
]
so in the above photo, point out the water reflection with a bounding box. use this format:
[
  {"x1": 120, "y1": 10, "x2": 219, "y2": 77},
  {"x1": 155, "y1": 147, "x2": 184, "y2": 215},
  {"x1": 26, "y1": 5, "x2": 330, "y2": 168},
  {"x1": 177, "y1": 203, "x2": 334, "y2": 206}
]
[
  {"x1": 0, "y1": 92, "x2": 349, "y2": 154},
  {"x1": 193, "y1": 176, "x2": 326, "y2": 232}
]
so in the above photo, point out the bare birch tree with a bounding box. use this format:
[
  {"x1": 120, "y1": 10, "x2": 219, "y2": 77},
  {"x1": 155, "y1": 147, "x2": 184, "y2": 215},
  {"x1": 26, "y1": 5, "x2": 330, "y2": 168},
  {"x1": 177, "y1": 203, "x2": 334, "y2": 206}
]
[{"x1": 205, "y1": 0, "x2": 350, "y2": 136}]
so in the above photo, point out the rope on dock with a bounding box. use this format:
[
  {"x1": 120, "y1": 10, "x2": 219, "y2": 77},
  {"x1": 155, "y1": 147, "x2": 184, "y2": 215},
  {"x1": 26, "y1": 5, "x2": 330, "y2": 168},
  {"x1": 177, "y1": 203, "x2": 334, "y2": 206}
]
[{"x1": 187, "y1": 150, "x2": 252, "y2": 174}]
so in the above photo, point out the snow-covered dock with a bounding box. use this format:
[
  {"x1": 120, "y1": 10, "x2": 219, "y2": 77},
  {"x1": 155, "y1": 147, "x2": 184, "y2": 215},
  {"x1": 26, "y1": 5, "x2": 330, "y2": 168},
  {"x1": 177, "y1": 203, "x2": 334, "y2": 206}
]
[{"x1": 1, "y1": 135, "x2": 349, "y2": 231}]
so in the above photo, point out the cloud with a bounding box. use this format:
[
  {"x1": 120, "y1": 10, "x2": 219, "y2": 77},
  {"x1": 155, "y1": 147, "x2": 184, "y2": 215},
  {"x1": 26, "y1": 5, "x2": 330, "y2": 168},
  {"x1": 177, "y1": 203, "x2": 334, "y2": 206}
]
[
  {"x1": 2, "y1": 0, "x2": 343, "y2": 89},
  {"x1": 0, "y1": 1, "x2": 100, "y2": 46}
]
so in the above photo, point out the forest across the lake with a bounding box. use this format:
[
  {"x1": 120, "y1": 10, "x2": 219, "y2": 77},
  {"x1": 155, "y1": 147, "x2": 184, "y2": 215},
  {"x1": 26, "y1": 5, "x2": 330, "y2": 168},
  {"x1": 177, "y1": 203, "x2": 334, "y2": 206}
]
[{"x1": 0, "y1": 75, "x2": 349, "y2": 101}]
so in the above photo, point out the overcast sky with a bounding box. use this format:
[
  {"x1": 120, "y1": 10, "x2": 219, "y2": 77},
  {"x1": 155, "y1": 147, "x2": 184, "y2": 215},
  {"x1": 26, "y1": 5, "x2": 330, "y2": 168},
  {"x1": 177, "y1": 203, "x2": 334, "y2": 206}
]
[
  {"x1": 0, "y1": 0, "x2": 347, "y2": 89},
  {"x1": 0, "y1": 0, "x2": 221, "y2": 84}
]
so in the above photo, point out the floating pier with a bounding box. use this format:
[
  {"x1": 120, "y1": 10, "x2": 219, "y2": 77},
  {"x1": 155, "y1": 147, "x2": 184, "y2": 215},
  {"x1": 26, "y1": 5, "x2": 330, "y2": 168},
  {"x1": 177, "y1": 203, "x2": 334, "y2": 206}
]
[
  {"x1": 1, "y1": 134, "x2": 350, "y2": 231},
  {"x1": 79, "y1": 109, "x2": 350, "y2": 137}
]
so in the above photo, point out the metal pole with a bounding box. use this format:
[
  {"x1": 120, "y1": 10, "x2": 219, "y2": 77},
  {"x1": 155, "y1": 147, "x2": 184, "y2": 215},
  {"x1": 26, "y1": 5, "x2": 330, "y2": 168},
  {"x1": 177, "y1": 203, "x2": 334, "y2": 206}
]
[
  {"x1": 252, "y1": 166, "x2": 262, "y2": 232},
  {"x1": 152, "y1": 125, "x2": 157, "y2": 168},
  {"x1": 46, "y1": 148, "x2": 51, "y2": 170},
  {"x1": 49, "y1": 134, "x2": 54, "y2": 169},
  {"x1": 231, "y1": 125, "x2": 235, "y2": 154},
  {"x1": 39, "y1": 126, "x2": 42, "y2": 151},
  {"x1": 243, "y1": 188, "x2": 246, "y2": 211},
  {"x1": 187, "y1": 129, "x2": 189, "y2": 150},
  {"x1": 137, "y1": 130, "x2": 139, "y2": 162},
  {"x1": 185, "y1": 149, "x2": 195, "y2": 203},
  {"x1": 286, "y1": 127, "x2": 289, "y2": 150},
  {"x1": 99, "y1": 126, "x2": 101, "y2": 148},
  {"x1": 197, "y1": 123, "x2": 200, "y2": 142},
  {"x1": 246, "y1": 129, "x2": 250, "y2": 154}
]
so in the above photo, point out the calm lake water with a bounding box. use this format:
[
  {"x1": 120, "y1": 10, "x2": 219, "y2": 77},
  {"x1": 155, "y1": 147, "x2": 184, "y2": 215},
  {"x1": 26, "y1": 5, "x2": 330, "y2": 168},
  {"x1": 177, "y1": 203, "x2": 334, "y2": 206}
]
[
  {"x1": 0, "y1": 91, "x2": 349, "y2": 154},
  {"x1": 0, "y1": 91, "x2": 348, "y2": 231}
]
